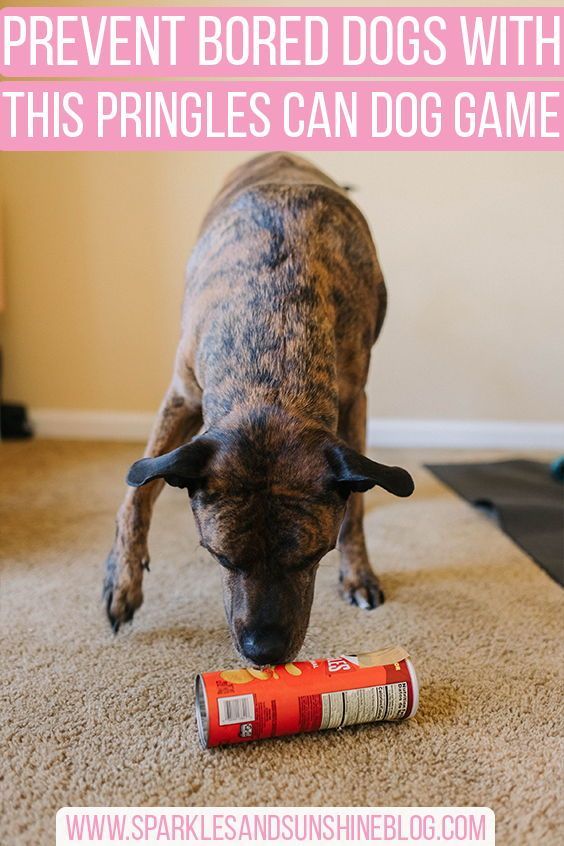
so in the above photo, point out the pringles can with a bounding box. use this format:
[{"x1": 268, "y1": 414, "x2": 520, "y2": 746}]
[{"x1": 195, "y1": 644, "x2": 418, "y2": 748}]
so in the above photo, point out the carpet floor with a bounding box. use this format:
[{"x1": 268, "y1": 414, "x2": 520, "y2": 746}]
[{"x1": 1, "y1": 440, "x2": 562, "y2": 845}]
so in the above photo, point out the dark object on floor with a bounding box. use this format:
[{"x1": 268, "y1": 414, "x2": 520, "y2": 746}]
[
  {"x1": 426, "y1": 459, "x2": 564, "y2": 586},
  {"x1": 0, "y1": 403, "x2": 33, "y2": 440},
  {"x1": 0, "y1": 346, "x2": 34, "y2": 440},
  {"x1": 550, "y1": 456, "x2": 564, "y2": 483}
]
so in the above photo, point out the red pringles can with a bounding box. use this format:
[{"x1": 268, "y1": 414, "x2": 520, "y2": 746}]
[{"x1": 195, "y1": 645, "x2": 419, "y2": 748}]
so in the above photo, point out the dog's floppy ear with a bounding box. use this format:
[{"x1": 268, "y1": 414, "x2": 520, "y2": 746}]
[
  {"x1": 126, "y1": 437, "x2": 215, "y2": 494},
  {"x1": 326, "y1": 443, "x2": 414, "y2": 497}
]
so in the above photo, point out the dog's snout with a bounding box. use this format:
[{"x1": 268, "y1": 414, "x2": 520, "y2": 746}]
[{"x1": 240, "y1": 626, "x2": 290, "y2": 666}]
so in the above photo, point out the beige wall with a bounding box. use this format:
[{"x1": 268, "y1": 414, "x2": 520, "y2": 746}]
[
  {"x1": 1, "y1": 0, "x2": 563, "y2": 423},
  {"x1": 2, "y1": 149, "x2": 563, "y2": 423}
]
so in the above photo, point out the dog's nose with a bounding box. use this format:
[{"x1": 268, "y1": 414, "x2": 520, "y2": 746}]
[{"x1": 240, "y1": 627, "x2": 289, "y2": 666}]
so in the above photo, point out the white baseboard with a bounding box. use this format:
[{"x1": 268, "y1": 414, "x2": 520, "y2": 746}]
[
  {"x1": 28, "y1": 409, "x2": 564, "y2": 450},
  {"x1": 367, "y1": 418, "x2": 564, "y2": 450}
]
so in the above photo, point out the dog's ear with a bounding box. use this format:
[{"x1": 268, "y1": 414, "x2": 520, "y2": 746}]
[
  {"x1": 126, "y1": 437, "x2": 216, "y2": 494},
  {"x1": 326, "y1": 443, "x2": 414, "y2": 497}
]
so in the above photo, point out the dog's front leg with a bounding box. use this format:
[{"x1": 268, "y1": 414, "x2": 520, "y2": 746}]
[
  {"x1": 337, "y1": 390, "x2": 384, "y2": 609},
  {"x1": 104, "y1": 384, "x2": 202, "y2": 630}
]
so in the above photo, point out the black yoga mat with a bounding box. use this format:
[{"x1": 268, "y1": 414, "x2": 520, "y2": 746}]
[{"x1": 426, "y1": 459, "x2": 564, "y2": 586}]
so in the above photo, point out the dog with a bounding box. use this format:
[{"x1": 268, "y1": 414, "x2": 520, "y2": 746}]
[{"x1": 104, "y1": 153, "x2": 414, "y2": 665}]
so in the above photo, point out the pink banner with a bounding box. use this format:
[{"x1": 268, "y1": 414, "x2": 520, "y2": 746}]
[
  {"x1": 1, "y1": 82, "x2": 562, "y2": 151},
  {"x1": 1, "y1": 7, "x2": 562, "y2": 78}
]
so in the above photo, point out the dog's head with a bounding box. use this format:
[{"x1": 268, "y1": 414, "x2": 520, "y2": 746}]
[{"x1": 127, "y1": 410, "x2": 413, "y2": 665}]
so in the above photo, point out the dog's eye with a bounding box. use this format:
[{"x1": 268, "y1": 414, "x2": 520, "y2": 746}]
[
  {"x1": 290, "y1": 548, "x2": 331, "y2": 572},
  {"x1": 204, "y1": 545, "x2": 239, "y2": 572},
  {"x1": 216, "y1": 554, "x2": 236, "y2": 570}
]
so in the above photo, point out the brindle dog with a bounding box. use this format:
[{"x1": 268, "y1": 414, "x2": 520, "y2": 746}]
[{"x1": 104, "y1": 153, "x2": 414, "y2": 665}]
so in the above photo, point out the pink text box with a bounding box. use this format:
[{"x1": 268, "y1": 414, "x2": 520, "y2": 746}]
[
  {"x1": 1, "y1": 81, "x2": 562, "y2": 151},
  {"x1": 0, "y1": 7, "x2": 562, "y2": 78}
]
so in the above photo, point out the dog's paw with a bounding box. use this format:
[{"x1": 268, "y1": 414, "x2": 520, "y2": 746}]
[
  {"x1": 339, "y1": 569, "x2": 384, "y2": 610},
  {"x1": 103, "y1": 546, "x2": 146, "y2": 632}
]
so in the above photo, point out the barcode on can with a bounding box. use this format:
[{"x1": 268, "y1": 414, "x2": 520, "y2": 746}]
[
  {"x1": 320, "y1": 682, "x2": 409, "y2": 730},
  {"x1": 217, "y1": 694, "x2": 255, "y2": 726}
]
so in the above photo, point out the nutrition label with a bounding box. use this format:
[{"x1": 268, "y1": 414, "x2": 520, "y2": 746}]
[{"x1": 319, "y1": 682, "x2": 409, "y2": 729}]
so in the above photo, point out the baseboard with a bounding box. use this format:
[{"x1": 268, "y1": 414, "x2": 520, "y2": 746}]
[
  {"x1": 29, "y1": 408, "x2": 564, "y2": 450},
  {"x1": 367, "y1": 418, "x2": 564, "y2": 450}
]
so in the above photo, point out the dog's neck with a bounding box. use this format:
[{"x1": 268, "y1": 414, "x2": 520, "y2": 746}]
[
  {"x1": 192, "y1": 240, "x2": 341, "y2": 432},
  {"x1": 201, "y1": 385, "x2": 338, "y2": 435}
]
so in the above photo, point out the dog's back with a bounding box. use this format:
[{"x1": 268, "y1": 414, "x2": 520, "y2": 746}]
[
  {"x1": 200, "y1": 153, "x2": 347, "y2": 227},
  {"x1": 180, "y1": 153, "x2": 386, "y2": 430}
]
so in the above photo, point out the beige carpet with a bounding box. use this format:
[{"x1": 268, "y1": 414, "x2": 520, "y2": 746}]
[{"x1": 1, "y1": 440, "x2": 562, "y2": 845}]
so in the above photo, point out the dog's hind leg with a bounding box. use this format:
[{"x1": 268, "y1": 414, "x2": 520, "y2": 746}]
[
  {"x1": 337, "y1": 390, "x2": 384, "y2": 609},
  {"x1": 103, "y1": 383, "x2": 202, "y2": 631}
]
